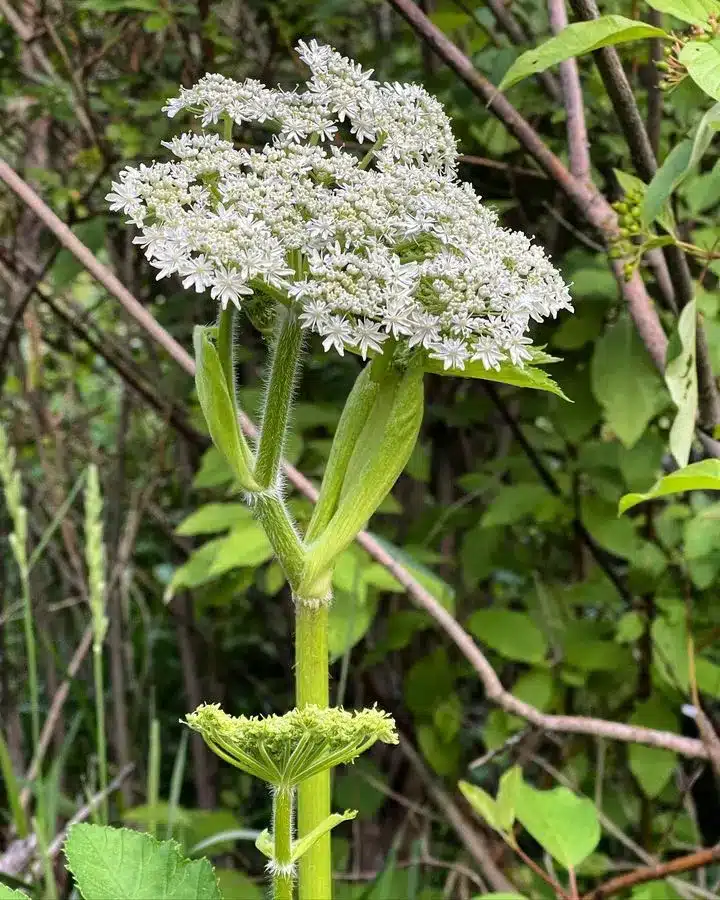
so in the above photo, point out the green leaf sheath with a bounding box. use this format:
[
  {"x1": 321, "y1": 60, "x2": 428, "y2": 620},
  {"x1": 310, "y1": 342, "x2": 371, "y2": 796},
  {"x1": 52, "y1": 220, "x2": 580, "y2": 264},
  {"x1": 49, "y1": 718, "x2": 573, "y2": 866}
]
[
  {"x1": 301, "y1": 362, "x2": 424, "y2": 595},
  {"x1": 296, "y1": 604, "x2": 331, "y2": 900},
  {"x1": 255, "y1": 308, "x2": 304, "y2": 490},
  {"x1": 498, "y1": 15, "x2": 668, "y2": 91},
  {"x1": 193, "y1": 326, "x2": 258, "y2": 493},
  {"x1": 306, "y1": 351, "x2": 393, "y2": 543},
  {"x1": 272, "y1": 788, "x2": 294, "y2": 900}
]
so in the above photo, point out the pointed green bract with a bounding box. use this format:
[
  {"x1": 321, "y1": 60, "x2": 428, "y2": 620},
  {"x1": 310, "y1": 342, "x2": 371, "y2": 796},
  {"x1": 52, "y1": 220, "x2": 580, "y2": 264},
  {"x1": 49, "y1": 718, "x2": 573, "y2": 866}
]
[
  {"x1": 423, "y1": 356, "x2": 569, "y2": 399},
  {"x1": 193, "y1": 326, "x2": 259, "y2": 493},
  {"x1": 301, "y1": 361, "x2": 424, "y2": 595}
]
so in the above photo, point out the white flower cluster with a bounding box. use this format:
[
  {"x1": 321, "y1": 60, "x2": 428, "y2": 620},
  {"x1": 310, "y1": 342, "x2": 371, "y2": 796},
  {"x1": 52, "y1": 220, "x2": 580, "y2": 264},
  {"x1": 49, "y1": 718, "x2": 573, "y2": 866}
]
[{"x1": 107, "y1": 40, "x2": 571, "y2": 371}]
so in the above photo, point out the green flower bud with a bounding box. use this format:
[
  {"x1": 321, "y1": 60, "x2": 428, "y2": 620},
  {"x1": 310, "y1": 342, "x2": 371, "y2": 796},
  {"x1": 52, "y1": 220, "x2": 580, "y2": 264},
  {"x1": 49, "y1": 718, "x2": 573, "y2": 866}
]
[{"x1": 186, "y1": 703, "x2": 398, "y2": 788}]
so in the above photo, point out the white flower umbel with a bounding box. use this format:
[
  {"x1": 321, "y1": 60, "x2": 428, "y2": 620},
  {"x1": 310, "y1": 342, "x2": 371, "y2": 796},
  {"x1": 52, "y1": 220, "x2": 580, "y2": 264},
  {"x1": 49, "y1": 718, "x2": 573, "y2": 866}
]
[{"x1": 107, "y1": 41, "x2": 571, "y2": 372}]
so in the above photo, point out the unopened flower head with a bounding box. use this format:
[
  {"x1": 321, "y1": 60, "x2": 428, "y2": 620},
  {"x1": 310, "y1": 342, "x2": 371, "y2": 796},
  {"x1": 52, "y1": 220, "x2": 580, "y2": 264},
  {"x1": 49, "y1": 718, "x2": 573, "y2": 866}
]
[
  {"x1": 186, "y1": 703, "x2": 397, "y2": 787},
  {"x1": 107, "y1": 41, "x2": 572, "y2": 371}
]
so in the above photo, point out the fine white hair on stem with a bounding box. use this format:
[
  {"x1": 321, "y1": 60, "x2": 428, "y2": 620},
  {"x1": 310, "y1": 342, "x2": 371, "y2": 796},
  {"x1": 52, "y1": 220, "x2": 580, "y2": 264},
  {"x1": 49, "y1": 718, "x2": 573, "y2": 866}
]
[{"x1": 108, "y1": 41, "x2": 572, "y2": 372}]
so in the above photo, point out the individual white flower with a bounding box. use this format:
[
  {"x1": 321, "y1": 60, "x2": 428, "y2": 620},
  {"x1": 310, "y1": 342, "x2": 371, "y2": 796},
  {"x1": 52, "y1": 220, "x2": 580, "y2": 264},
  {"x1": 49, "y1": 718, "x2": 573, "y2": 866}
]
[
  {"x1": 210, "y1": 264, "x2": 253, "y2": 309},
  {"x1": 430, "y1": 338, "x2": 470, "y2": 371},
  {"x1": 110, "y1": 41, "x2": 571, "y2": 369}
]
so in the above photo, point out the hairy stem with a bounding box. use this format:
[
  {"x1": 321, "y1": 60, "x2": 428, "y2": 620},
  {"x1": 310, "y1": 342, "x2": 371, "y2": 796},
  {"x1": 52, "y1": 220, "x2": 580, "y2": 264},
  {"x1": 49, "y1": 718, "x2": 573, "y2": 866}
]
[
  {"x1": 273, "y1": 786, "x2": 294, "y2": 900},
  {"x1": 217, "y1": 305, "x2": 235, "y2": 398},
  {"x1": 255, "y1": 308, "x2": 303, "y2": 490},
  {"x1": 296, "y1": 602, "x2": 331, "y2": 900}
]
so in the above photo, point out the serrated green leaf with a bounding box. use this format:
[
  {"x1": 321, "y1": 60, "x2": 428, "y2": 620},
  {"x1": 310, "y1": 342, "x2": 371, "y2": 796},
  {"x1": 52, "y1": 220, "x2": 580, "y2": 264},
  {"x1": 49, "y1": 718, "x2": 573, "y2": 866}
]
[
  {"x1": 0, "y1": 887, "x2": 29, "y2": 899},
  {"x1": 65, "y1": 824, "x2": 221, "y2": 900},
  {"x1": 498, "y1": 16, "x2": 668, "y2": 91},
  {"x1": 423, "y1": 357, "x2": 569, "y2": 398},
  {"x1": 208, "y1": 523, "x2": 274, "y2": 575},
  {"x1": 619, "y1": 459, "x2": 720, "y2": 513},
  {"x1": 515, "y1": 784, "x2": 600, "y2": 869},
  {"x1": 467, "y1": 609, "x2": 548, "y2": 664},
  {"x1": 680, "y1": 39, "x2": 720, "y2": 101},
  {"x1": 646, "y1": 0, "x2": 720, "y2": 25}
]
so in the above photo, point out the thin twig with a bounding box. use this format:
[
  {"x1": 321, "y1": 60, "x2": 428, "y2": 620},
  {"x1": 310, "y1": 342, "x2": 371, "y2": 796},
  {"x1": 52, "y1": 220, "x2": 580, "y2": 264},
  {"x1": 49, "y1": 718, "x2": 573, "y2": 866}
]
[
  {"x1": 583, "y1": 846, "x2": 720, "y2": 900},
  {"x1": 547, "y1": 0, "x2": 590, "y2": 181}
]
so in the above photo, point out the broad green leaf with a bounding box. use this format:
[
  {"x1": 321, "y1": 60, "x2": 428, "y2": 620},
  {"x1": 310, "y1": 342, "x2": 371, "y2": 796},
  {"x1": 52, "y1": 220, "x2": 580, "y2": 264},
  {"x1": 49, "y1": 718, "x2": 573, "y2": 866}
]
[
  {"x1": 481, "y1": 483, "x2": 564, "y2": 527},
  {"x1": 680, "y1": 39, "x2": 720, "y2": 101},
  {"x1": 652, "y1": 613, "x2": 690, "y2": 692},
  {"x1": 665, "y1": 299, "x2": 698, "y2": 467},
  {"x1": 328, "y1": 587, "x2": 378, "y2": 661},
  {"x1": 423, "y1": 356, "x2": 568, "y2": 399},
  {"x1": 208, "y1": 524, "x2": 273, "y2": 575},
  {"x1": 515, "y1": 783, "x2": 601, "y2": 869},
  {"x1": 629, "y1": 696, "x2": 678, "y2": 798},
  {"x1": 642, "y1": 140, "x2": 692, "y2": 229},
  {"x1": 193, "y1": 326, "x2": 258, "y2": 493},
  {"x1": 646, "y1": 0, "x2": 720, "y2": 25},
  {"x1": 591, "y1": 314, "x2": 668, "y2": 448},
  {"x1": 458, "y1": 780, "x2": 500, "y2": 831},
  {"x1": 467, "y1": 609, "x2": 548, "y2": 664},
  {"x1": 418, "y1": 722, "x2": 461, "y2": 775},
  {"x1": 164, "y1": 538, "x2": 226, "y2": 601},
  {"x1": 0, "y1": 888, "x2": 29, "y2": 899},
  {"x1": 175, "y1": 503, "x2": 253, "y2": 536},
  {"x1": 290, "y1": 810, "x2": 357, "y2": 862},
  {"x1": 688, "y1": 102, "x2": 720, "y2": 173},
  {"x1": 496, "y1": 766, "x2": 522, "y2": 831},
  {"x1": 65, "y1": 824, "x2": 221, "y2": 900},
  {"x1": 498, "y1": 16, "x2": 668, "y2": 91},
  {"x1": 619, "y1": 459, "x2": 720, "y2": 513}
]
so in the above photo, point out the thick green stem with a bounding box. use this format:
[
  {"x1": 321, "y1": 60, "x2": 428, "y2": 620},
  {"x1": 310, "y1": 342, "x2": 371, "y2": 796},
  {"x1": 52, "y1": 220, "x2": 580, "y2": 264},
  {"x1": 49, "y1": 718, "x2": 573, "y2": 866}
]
[
  {"x1": 255, "y1": 309, "x2": 303, "y2": 489},
  {"x1": 255, "y1": 495, "x2": 305, "y2": 590},
  {"x1": 272, "y1": 786, "x2": 294, "y2": 900},
  {"x1": 296, "y1": 603, "x2": 331, "y2": 900},
  {"x1": 93, "y1": 645, "x2": 108, "y2": 824}
]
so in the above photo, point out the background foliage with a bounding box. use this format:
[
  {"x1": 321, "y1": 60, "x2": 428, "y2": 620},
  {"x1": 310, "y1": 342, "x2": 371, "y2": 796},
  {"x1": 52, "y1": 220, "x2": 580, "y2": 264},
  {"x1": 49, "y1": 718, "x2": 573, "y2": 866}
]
[{"x1": 3, "y1": 0, "x2": 720, "y2": 897}]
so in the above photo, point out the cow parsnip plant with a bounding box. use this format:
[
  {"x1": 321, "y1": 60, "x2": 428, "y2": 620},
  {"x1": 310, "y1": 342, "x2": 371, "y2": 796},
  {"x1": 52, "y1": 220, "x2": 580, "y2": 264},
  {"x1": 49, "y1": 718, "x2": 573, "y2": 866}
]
[{"x1": 105, "y1": 40, "x2": 572, "y2": 899}]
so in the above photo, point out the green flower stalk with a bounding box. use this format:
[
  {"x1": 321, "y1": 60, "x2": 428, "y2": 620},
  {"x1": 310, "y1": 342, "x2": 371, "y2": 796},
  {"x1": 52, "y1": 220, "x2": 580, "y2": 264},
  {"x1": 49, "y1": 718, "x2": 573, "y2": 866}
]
[
  {"x1": 0, "y1": 425, "x2": 40, "y2": 756},
  {"x1": 108, "y1": 38, "x2": 572, "y2": 900},
  {"x1": 85, "y1": 464, "x2": 109, "y2": 824}
]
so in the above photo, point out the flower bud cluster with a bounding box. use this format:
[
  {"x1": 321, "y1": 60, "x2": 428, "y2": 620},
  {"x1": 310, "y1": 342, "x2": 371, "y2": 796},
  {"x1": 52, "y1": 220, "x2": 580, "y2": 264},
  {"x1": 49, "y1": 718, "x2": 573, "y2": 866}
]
[
  {"x1": 107, "y1": 41, "x2": 571, "y2": 371},
  {"x1": 186, "y1": 703, "x2": 397, "y2": 787},
  {"x1": 610, "y1": 188, "x2": 645, "y2": 280}
]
